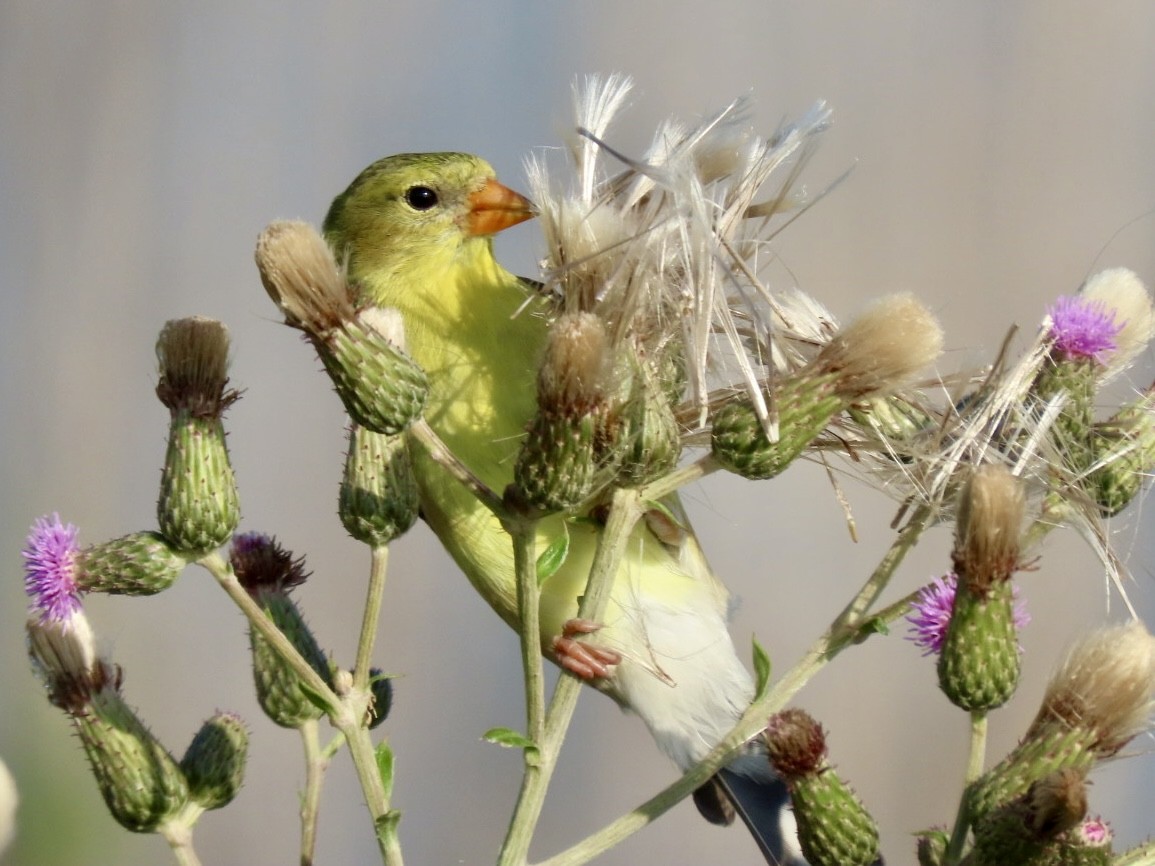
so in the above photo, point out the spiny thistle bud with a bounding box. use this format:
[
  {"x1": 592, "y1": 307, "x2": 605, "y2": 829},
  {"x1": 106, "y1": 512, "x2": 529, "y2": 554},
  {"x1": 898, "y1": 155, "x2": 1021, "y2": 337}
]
[
  {"x1": 765, "y1": 709, "x2": 880, "y2": 866},
  {"x1": 970, "y1": 770, "x2": 1103, "y2": 866},
  {"x1": 339, "y1": 423, "x2": 419, "y2": 546},
  {"x1": 27, "y1": 617, "x2": 190, "y2": 833},
  {"x1": 937, "y1": 465, "x2": 1026, "y2": 711},
  {"x1": 77, "y1": 532, "x2": 189, "y2": 596},
  {"x1": 968, "y1": 621, "x2": 1155, "y2": 820},
  {"x1": 180, "y1": 711, "x2": 249, "y2": 810},
  {"x1": 1086, "y1": 391, "x2": 1155, "y2": 516},
  {"x1": 155, "y1": 317, "x2": 241, "y2": 556},
  {"x1": 231, "y1": 533, "x2": 332, "y2": 728},
  {"x1": 255, "y1": 221, "x2": 427, "y2": 434},
  {"x1": 513, "y1": 312, "x2": 614, "y2": 512},
  {"x1": 712, "y1": 294, "x2": 943, "y2": 479},
  {"x1": 367, "y1": 669, "x2": 394, "y2": 730}
]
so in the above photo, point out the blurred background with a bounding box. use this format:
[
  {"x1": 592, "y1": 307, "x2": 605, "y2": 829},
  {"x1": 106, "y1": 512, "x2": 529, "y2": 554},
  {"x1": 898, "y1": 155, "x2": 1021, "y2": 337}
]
[{"x1": 3, "y1": 3, "x2": 1155, "y2": 864}]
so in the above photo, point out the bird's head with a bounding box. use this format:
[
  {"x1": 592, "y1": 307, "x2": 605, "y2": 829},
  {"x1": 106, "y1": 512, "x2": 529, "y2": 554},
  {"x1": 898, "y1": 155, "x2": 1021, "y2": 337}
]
[{"x1": 322, "y1": 152, "x2": 535, "y2": 291}]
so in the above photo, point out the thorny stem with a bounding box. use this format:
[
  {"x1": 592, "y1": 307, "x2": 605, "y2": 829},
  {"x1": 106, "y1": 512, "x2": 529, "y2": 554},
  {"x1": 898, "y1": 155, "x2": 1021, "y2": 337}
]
[
  {"x1": 499, "y1": 487, "x2": 646, "y2": 866},
  {"x1": 299, "y1": 719, "x2": 328, "y2": 866},
  {"x1": 159, "y1": 803, "x2": 206, "y2": 866},
  {"x1": 198, "y1": 551, "x2": 339, "y2": 710},
  {"x1": 945, "y1": 711, "x2": 988, "y2": 864},
  {"x1": 353, "y1": 545, "x2": 390, "y2": 690}
]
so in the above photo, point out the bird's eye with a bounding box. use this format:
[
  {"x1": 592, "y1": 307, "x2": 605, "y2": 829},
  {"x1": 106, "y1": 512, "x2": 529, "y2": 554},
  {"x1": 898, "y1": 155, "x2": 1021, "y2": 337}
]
[{"x1": 404, "y1": 186, "x2": 439, "y2": 210}]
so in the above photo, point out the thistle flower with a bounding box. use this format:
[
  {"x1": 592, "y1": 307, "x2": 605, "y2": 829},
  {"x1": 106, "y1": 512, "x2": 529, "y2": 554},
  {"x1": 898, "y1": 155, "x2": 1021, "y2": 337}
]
[
  {"x1": 906, "y1": 573, "x2": 1030, "y2": 656},
  {"x1": 24, "y1": 516, "x2": 188, "y2": 623},
  {"x1": 255, "y1": 220, "x2": 428, "y2": 434},
  {"x1": 1047, "y1": 295, "x2": 1122, "y2": 365},
  {"x1": 23, "y1": 514, "x2": 82, "y2": 625},
  {"x1": 231, "y1": 533, "x2": 332, "y2": 727}
]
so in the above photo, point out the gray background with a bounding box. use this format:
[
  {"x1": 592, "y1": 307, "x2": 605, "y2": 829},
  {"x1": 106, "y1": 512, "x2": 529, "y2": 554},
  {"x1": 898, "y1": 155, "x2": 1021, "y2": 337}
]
[{"x1": 2, "y1": 3, "x2": 1154, "y2": 864}]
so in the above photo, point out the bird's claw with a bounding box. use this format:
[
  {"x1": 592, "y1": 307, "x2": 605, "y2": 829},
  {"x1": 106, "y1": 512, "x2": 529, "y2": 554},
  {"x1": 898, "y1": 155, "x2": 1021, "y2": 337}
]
[{"x1": 552, "y1": 618, "x2": 621, "y2": 681}]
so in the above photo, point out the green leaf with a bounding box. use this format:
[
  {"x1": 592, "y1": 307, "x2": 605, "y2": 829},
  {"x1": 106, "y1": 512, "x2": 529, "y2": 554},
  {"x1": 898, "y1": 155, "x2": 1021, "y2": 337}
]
[
  {"x1": 482, "y1": 727, "x2": 537, "y2": 750},
  {"x1": 752, "y1": 637, "x2": 772, "y2": 701},
  {"x1": 375, "y1": 740, "x2": 395, "y2": 801},
  {"x1": 536, "y1": 527, "x2": 569, "y2": 585}
]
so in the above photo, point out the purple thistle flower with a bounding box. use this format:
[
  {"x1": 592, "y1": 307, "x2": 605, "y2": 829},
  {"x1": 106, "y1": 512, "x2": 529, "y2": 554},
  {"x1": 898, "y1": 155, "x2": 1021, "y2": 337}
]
[
  {"x1": 1077, "y1": 816, "x2": 1111, "y2": 847},
  {"x1": 23, "y1": 514, "x2": 82, "y2": 624},
  {"x1": 906, "y1": 573, "x2": 1030, "y2": 656},
  {"x1": 1048, "y1": 295, "x2": 1123, "y2": 364},
  {"x1": 906, "y1": 574, "x2": 957, "y2": 655}
]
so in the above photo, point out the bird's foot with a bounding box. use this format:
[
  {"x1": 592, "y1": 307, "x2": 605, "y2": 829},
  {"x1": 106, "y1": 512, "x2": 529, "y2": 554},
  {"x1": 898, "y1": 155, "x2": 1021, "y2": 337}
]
[{"x1": 552, "y1": 619, "x2": 621, "y2": 681}]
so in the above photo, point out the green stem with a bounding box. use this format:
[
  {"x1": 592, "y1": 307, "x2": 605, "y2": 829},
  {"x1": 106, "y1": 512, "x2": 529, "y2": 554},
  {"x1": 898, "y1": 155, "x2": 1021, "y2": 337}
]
[
  {"x1": 499, "y1": 487, "x2": 646, "y2": 866},
  {"x1": 298, "y1": 719, "x2": 328, "y2": 866},
  {"x1": 944, "y1": 711, "x2": 987, "y2": 865},
  {"x1": 640, "y1": 453, "x2": 718, "y2": 502},
  {"x1": 353, "y1": 545, "x2": 390, "y2": 690},
  {"x1": 507, "y1": 516, "x2": 546, "y2": 743},
  {"x1": 198, "y1": 551, "x2": 340, "y2": 711},
  {"x1": 158, "y1": 804, "x2": 206, "y2": 866},
  {"x1": 337, "y1": 718, "x2": 402, "y2": 865}
]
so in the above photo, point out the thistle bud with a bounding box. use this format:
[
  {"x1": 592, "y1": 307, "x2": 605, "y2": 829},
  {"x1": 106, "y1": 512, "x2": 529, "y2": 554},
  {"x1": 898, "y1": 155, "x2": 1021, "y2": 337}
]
[
  {"x1": 367, "y1": 669, "x2": 394, "y2": 730},
  {"x1": 339, "y1": 423, "x2": 419, "y2": 546},
  {"x1": 968, "y1": 621, "x2": 1155, "y2": 820},
  {"x1": 937, "y1": 466, "x2": 1026, "y2": 711},
  {"x1": 27, "y1": 617, "x2": 189, "y2": 833},
  {"x1": 77, "y1": 532, "x2": 189, "y2": 596},
  {"x1": 970, "y1": 770, "x2": 1097, "y2": 866},
  {"x1": 231, "y1": 534, "x2": 332, "y2": 728},
  {"x1": 255, "y1": 221, "x2": 427, "y2": 434},
  {"x1": 155, "y1": 317, "x2": 241, "y2": 555},
  {"x1": 712, "y1": 294, "x2": 943, "y2": 479},
  {"x1": 1086, "y1": 392, "x2": 1155, "y2": 516},
  {"x1": 765, "y1": 709, "x2": 880, "y2": 866},
  {"x1": 513, "y1": 312, "x2": 613, "y2": 511},
  {"x1": 180, "y1": 712, "x2": 248, "y2": 810},
  {"x1": 615, "y1": 355, "x2": 682, "y2": 486}
]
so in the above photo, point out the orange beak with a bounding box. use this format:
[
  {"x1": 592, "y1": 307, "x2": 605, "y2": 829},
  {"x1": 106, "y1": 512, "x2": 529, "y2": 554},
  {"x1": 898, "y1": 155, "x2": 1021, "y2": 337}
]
[{"x1": 465, "y1": 178, "x2": 536, "y2": 236}]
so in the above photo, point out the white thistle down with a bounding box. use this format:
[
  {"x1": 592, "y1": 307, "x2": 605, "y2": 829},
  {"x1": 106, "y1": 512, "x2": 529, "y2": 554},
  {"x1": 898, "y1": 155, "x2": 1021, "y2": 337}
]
[{"x1": 526, "y1": 75, "x2": 838, "y2": 440}]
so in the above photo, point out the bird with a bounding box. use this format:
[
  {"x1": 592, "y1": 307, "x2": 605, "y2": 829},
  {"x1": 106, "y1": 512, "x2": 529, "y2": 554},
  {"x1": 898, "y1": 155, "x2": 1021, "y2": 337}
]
[{"x1": 322, "y1": 151, "x2": 803, "y2": 864}]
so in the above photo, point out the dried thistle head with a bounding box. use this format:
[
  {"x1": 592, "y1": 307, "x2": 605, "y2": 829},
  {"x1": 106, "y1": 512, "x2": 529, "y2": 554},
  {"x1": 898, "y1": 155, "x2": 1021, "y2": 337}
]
[
  {"x1": 953, "y1": 464, "x2": 1026, "y2": 593},
  {"x1": 255, "y1": 219, "x2": 355, "y2": 333}
]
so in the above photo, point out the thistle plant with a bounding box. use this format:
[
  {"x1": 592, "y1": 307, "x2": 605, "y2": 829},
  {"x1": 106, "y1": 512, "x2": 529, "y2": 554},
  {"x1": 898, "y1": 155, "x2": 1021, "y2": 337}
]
[{"x1": 20, "y1": 75, "x2": 1155, "y2": 866}]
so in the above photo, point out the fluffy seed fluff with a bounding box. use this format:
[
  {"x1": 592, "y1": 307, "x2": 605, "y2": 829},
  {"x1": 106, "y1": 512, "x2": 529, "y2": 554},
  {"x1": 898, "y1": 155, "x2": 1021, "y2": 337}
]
[
  {"x1": 1029, "y1": 620, "x2": 1155, "y2": 756},
  {"x1": 255, "y1": 219, "x2": 355, "y2": 333}
]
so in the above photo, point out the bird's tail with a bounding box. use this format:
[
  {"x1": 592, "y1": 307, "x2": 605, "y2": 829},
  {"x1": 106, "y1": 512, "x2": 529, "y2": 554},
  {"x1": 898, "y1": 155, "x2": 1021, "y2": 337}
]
[{"x1": 692, "y1": 756, "x2": 807, "y2": 866}]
